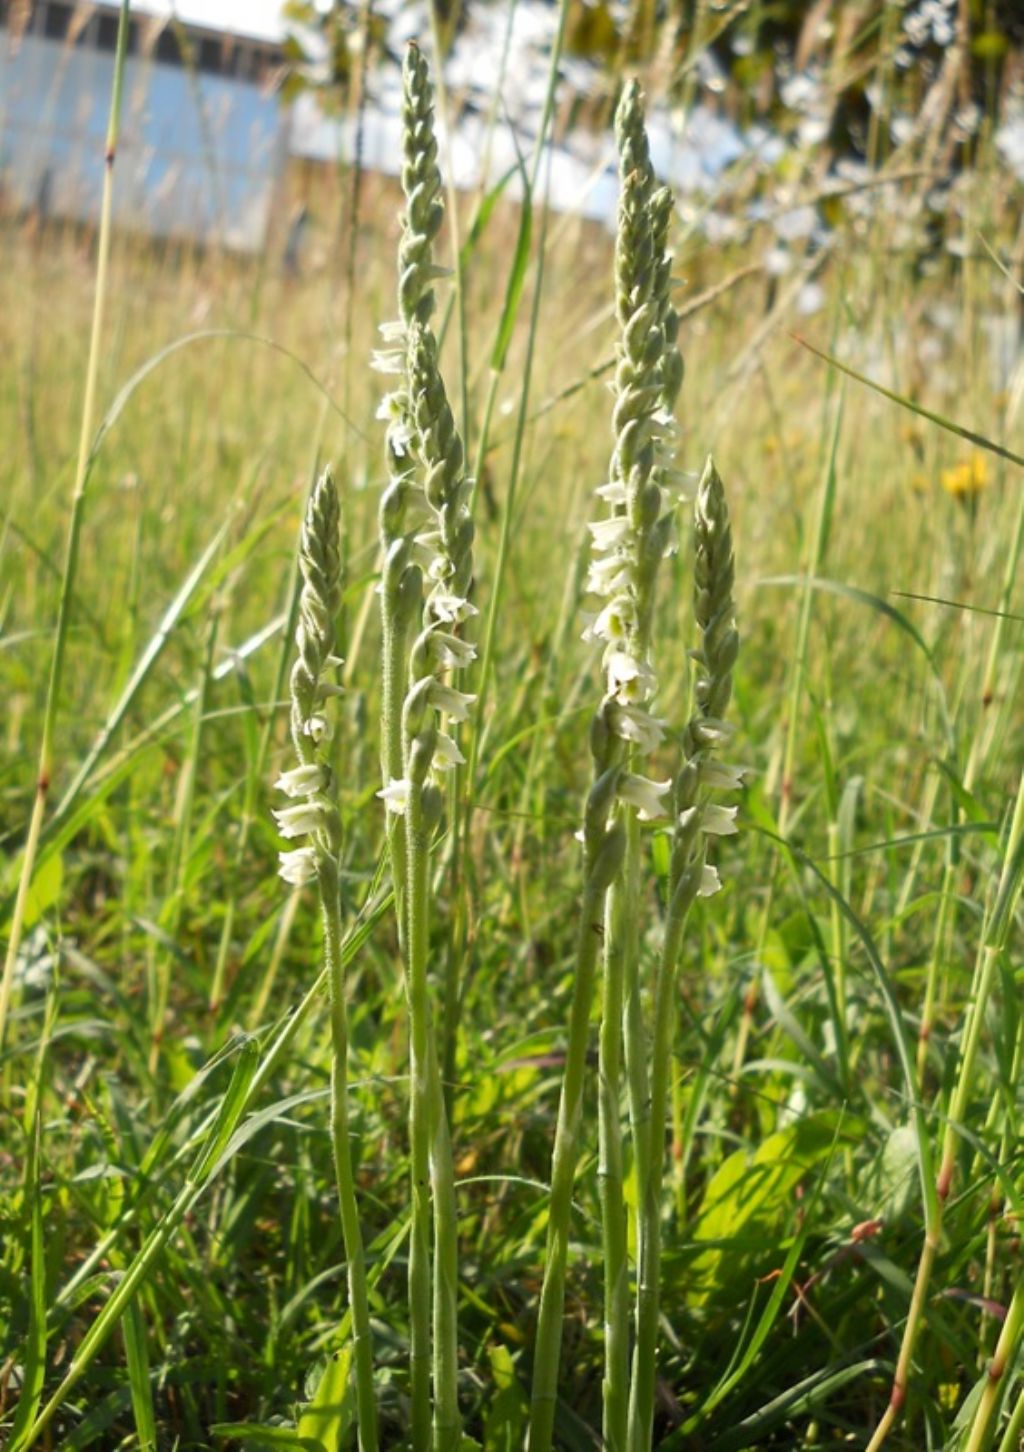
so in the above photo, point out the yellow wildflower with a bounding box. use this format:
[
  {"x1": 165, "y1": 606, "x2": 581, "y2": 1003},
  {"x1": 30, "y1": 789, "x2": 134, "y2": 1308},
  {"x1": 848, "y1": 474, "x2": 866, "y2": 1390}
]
[{"x1": 940, "y1": 453, "x2": 989, "y2": 500}]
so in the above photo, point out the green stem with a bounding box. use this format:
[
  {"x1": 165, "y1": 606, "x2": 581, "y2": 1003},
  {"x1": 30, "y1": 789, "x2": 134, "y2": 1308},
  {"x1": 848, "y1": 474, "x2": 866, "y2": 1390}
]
[
  {"x1": 319, "y1": 857, "x2": 379, "y2": 1452},
  {"x1": 528, "y1": 873, "x2": 608, "y2": 1451},
  {"x1": 627, "y1": 877, "x2": 697, "y2": 1451},
  {"x1": 598, "y1": 850, "x2": 630, "y2": 1452},
  {"x1": 404, "y1": 788, "x2": 434, "y2": 1451},
  {"x1": 405, "y1": 784, "x2": 460, "y2": 1449},
  {"x1": 0, "y1": 0, "x2": 132, "y2": 1054},
  {"x1": 867, "y1": 773, "x2": 1024, "y2": 1448},
  {"x1": 996, "y1": 1372, "x2": 1024, "y2": 1452},
  {"x1": 964, "y1": 1276, "x2": 1024, "y2": 1452}
]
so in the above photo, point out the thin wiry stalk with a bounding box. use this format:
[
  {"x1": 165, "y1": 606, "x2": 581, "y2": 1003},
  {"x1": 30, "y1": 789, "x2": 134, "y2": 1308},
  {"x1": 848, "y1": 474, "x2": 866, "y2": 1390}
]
[
  {"x1": 530, "y1": 78, "x2": 690, "y2": 1449},
  {"x1": 396, "y1": 318, "x2": 474, "y2": 1451},
  {"x1": 598, "y1": 81, "x2": 684, "y2": 1449},
  {"x1": 628, "y1": 458, "x2": 740, "y2": 1451},
  {"x1": 375, "y1": 71, "x2": 473, "y2": 1425},
  {"x1": 373, "y1": 57, "x2": 445, "y2": 1438},
  {"x1": 964, "y1": 1275, "x2": 1024, "y2": 1452},
  {"x1": 528, "y1": 760, "x2": 626, "y2": 1452},
  {"x1": 867, "y1": 773, "x2": 1024, "y2": 1449},
  {"x1": 0, "y1": 0, "x2": 132, "y2": 1055},
  {"x1": 272, "y1": 471, "x2": 378, "y2": 1452}
]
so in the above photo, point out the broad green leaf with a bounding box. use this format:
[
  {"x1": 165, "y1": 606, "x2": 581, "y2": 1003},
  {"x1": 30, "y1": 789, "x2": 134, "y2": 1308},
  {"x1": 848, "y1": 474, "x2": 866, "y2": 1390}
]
[{"x1": 296, "y1": 1347, "x2": 354, "y2": 1451}]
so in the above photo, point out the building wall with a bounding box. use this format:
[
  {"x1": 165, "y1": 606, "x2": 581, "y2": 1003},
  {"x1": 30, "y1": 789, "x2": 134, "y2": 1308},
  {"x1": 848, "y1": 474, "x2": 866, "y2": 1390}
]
[{"x1": 0, "y1": 13, "x2": 287, "y2": 251}]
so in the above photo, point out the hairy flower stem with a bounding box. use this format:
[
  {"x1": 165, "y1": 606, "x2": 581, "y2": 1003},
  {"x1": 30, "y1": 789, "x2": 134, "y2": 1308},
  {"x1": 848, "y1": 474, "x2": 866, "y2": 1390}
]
[
  {"x1": 528, "y1": 818, "x2": 623, "y2": 1452},
  {"x1": 628, "y1": 457, "x2": 739, "y2": 1451},
  {"x1": 0, "y1": 0, "x2": 131, "y2": 1056},
  {"x1": 867, "y1": 773, "x2": 1024, "y2": 1450},
  {"x1": 404, "y1": 785, "x2": 438, "y2": 1448},
  {"x1": 628, "y1": 880, "x2": 698, "y2": 1450},
  {"x1": 320, "y1": 857, "x2": 380, "y2": 1452},
  {"x1": 278, "y1": 472, "x2": 378, "y2": 1451},
  {"x1": 598, "y1": 869, "x2": 631, "y2": 1452}
]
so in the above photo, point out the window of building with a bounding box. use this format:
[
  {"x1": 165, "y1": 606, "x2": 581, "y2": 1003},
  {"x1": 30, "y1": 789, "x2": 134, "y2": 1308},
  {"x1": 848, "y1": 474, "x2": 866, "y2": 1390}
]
[
  {"x1": 155, "y1": 26, "x2": 183, "y2": 66},
  {"x1": 44, "y1": 2, "x2": 73, "y2": 40}
]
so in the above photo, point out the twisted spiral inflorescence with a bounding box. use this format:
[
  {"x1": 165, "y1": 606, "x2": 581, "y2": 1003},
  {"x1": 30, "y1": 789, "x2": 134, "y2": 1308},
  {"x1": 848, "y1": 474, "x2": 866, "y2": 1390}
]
[
  {"x1": 580, "y1": 79, "x2": 685, "y2": 828},
  {"x1": 274, "y1": 469, "x2": 345, "y2": 884},
  {"x1": 398, "y1": 42, "x2": 444, "y2": 331},
  {"x1": 395, "y1": 322, "x2": 476, "y2": 811},
  {"x1": 671, "y1": 457, "x2": 741, "y2": 900},
  {"x1": 376, "y1": 42, "x2": 446, "y2": 561},
  {"x1": 291, "y1": 469, "x2": 342, "y2": 757}
]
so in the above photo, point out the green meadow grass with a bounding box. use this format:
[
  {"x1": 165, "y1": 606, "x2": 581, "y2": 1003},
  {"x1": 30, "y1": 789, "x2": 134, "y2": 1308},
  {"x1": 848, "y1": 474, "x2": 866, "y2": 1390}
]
[{"x1": 1, "y1": 71, "x2": 1022, "y2": 1449}]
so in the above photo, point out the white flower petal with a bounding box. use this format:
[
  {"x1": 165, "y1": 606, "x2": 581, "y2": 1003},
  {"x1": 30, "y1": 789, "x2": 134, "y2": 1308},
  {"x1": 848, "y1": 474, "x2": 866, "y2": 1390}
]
[
  {"x1": 430, "y1": 588, "x2": 478, "y2": 624},
  {"x1": 699, "y1": 761, "x2": 750, "y2": 791},
  {"x1": 618, "y1": 773, "x2": 673, "y2": 821},
  {"x1": 273, "y1": 802, "x2": 324, "y2": 838},
  {"x1": 610, "y1": 703, "x2": 666, "y2": 754},
  {"x1": 428, "y1": 631, "x2": 477, "y2": 669},
  {"x1": 588, "y1": 515, "x2": 631, "y2": 551},
  {"x1": 702, "y1": 804, "x2": 739, "y2": 836},
  {"x1": 427, "y1": 680, "x2": 477, "y2": 722},
  {"x1": 303, "y1": 715, "x2": 332, "y2": 744},
  {"x1": 279, "y1": 848, "x2": 317, "y2": 886},
  {"x1": 606, "y1": 649, "x2": 657, "y2": 704},
  {"x1": 378, "y1": 778, "x2": 410, "y2": 815},
  {"x1": 370, "y1": 348, "x2": 405, "y2": 375},
  {"x1": 433, "y1": 731, "x2": 465, "y2": 769},
  {"x1": 698, "y1": 864, "x2": 722, "y2": 898},
  {"x1": 275, "y1": 764, "x2": 326, "y2": 798}
]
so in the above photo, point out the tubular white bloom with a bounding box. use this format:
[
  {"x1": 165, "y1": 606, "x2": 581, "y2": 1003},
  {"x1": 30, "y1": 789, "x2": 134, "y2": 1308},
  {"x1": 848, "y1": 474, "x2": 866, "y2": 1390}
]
[
  {"x1": 662, "y1": 466, "x2": 699, "y2": 501},
  {"x1": 588, "y1": 515, "x2": 632, "y2": 551},
  {"x1": 585, "y1": 595, "x2": 635, "y2": 645},
  {"x1": 427, "y1": 680, "x2": 477, "y2": 721},
  {"x1": 275, "y1": 763, "x2": 327, "y2": 798},
  {"x1": 693, "y1": 717, "x2": 735, "y2": 746},
  {"x1": 376, "y1": 394, "x2": 413, "y2": 454},
  {"x1": 699, "y1": 760, "x2": 750, "y2": 791},
  {"x1": 586, "y1": 552, "x2": 632, "y2": 598},
  {"x1": 428, "y1": 631, "x2": 477, "y2": 668},
  {"x1": 606, "y1": 649, "x2": 656, "y2": 703},
  {"x1": 595, "y1": 479, "x2": 628, "y2": 505},
  {"x1": 302, "y1": 714, "x2": 332, "y2": 743},
  {"x1": 433, "y1": 731, "x2": 466, "y2": 769},
  {"x1": 698, "y1": 864, "x2": 722, "y2": 898},
  {"x1": 378, "y1": 778, "x2": 411, "y2": 814},
  {"x1": 273, "y1": 801, "x2": 325, "y2": 838},
  {"x1": 702, "y1": 803, "x2": 739, "y2": 835},
  {"x1": 378, "y1": 319, "x2": 406, "y2": 343},
  {"x1": 370, "y1": 348, "x2": 405, "y2": 375},
  {"x1": 430, "y1": 588, "x2": 478, "y2": 624},
  {"x1": 610, "y1": 702, "x2": 667, "y2": 754},
  {"x1": 278, "y1": 847, "x2": 318, "y2": 886},
  {"x1": 618, "y1": 773, "x2": 673, "y2": 821}
]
